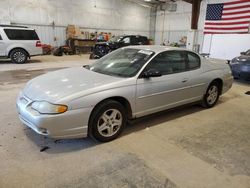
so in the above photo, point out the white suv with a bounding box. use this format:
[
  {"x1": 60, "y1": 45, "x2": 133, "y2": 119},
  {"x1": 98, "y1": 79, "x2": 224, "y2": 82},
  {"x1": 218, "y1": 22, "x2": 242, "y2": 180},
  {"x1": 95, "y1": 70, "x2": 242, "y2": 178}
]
[{"x1": 0, "y1": 25, "x2": 42, "y2": 64}]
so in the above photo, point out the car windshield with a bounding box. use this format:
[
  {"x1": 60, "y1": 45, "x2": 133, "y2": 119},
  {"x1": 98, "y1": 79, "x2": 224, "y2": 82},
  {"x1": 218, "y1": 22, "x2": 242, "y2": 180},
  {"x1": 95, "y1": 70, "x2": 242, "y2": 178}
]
[
  {"x1": 245, "y1": 50, "x2": 250, "y2": 55},
  {"x1": 88, "y1": 48, "x2": 155, "y2": 77},
  {"x1": 108, "y1": 36, "x2": 122, "y2": 43}
]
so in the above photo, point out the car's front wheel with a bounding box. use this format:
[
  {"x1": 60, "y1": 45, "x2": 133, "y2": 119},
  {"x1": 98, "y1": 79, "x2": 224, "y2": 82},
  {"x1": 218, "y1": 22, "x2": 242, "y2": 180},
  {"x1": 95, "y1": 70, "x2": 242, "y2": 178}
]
[
  {"x1": 10, "y1": 49, "x2": 28, "y2": 64},
  {"x1": 89, "y1": 100, "x2": 127, "y2": 142},
  {"x1": 202, "y1": 81, "x2": 220, "y2": 108}
]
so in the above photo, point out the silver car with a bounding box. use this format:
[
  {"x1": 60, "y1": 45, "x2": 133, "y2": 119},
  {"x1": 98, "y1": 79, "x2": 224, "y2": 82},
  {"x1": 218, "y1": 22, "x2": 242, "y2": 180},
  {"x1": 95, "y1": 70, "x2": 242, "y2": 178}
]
[{"x1": 16, "y1": 46, "x2": 233, "y2": 142}]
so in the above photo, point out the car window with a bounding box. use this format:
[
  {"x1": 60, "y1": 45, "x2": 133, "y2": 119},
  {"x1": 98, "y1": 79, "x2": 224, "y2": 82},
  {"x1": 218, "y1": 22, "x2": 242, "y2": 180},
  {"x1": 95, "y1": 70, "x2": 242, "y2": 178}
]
[
  {"x1": 145, "y1": 51, "x2": 187, "y2": 75},
  {"x1": 89, "y1": 48, "x2": 155, "y2": 77},
  {"x1": 132, "y1": 36, "x2": 148, "y2": 45},
  {"x1": 140, "y1": 37, "x2": 148, "y2": 43},
  {"x1": 122, "y1": 37, "x2": 130, "y2": 44},
  {"x1": 246, "y1": 50, "x2": 250, "y2": 55},
  {"x1": 131, "y1": 36, "x2": 140, "y2": 44},
  {"x1": 4, "y1": 29, "x2": 39, "y2": 40},
  {"x1": 187, "y1": 52, "x2": 200, "y2": 70},
  {"x1": 0, "y1": 34, "x2": 2, "y2": 40}
]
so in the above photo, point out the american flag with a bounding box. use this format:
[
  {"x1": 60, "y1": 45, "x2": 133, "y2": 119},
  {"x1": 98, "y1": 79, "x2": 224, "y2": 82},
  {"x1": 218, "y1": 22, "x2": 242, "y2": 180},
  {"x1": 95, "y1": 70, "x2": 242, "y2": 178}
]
[{"x1": 204, "y1": 0, "x2": 250, "y2": 34}]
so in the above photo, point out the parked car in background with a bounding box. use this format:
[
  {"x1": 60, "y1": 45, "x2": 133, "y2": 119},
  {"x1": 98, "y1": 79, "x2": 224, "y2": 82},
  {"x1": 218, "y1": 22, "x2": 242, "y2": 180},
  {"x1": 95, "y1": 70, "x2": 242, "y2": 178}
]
[
  {"x1": 89, "y1": 35, "x2": 149, "y2": 59},
  {"x1": 17, "y1": 46, "x2": 233, "y2": 142},
  {"x1": 0, "y1": 25, "x2": 42, "y2": 64},
  {"x1": 230, "y1": 49, "x2": 250, "y2": 81}
]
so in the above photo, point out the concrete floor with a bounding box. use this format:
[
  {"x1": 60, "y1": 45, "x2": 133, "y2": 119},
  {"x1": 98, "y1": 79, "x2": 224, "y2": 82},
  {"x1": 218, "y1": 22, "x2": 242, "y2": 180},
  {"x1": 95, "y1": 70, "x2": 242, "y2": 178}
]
[{"x1": 0, "y1": 55, "x2": 250, "y2": 188}]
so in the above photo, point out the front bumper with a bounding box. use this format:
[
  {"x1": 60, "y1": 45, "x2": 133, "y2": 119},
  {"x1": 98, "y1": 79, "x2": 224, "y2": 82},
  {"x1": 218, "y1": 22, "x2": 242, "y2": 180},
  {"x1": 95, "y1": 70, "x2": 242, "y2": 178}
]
[
  {"x1": 16, "y1": 94, "x2": 92, "y2": 139},
  {"x1": 230, "y1": 64, "x2": 250, "y2": 80},
  {"x1": 232, "y1": 71, "x2": 250, "y2": 80}
]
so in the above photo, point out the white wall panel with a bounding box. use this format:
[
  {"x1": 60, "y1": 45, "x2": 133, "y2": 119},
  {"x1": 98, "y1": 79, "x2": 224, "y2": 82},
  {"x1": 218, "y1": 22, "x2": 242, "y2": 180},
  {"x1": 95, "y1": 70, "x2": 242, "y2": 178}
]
[
  {"x1": 0, "y1": 0, "x2": 151, "y2": 46},
  {"x1": 154, "y1": 0, "x2": 249, "y2": 57},
  {"x1": 202, "y1": 34, "x2": 250, "y2": 60},
  {"x1": 155, "y1": 1, "x2": 192, "y2": 45}
]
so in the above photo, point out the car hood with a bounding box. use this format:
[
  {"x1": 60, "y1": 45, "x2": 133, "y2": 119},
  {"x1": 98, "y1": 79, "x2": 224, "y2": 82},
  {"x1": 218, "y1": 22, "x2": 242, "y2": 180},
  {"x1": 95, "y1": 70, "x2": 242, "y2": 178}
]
[{"x1": 23, "y1": 67, "x2": 124, "y2": 102}]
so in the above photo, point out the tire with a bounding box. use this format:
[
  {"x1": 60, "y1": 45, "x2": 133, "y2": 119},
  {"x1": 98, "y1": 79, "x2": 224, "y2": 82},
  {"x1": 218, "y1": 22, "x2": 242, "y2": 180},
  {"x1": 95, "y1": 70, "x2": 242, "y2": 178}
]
[
  {"x1": 10, "y1": 49, "x2": 28, "y2": 64},
  {"x1": 202, "y1": 81, "x2": 220, "y2": 108},
  {"x1": 89, "y1": 53, "x2": 95, "y2": 59},
  {"x1": 53, "y1": 47, "x2": 63, "y2": 56},
  {"x1": 89, "y1": 100, "x2": 127, "y2": 142}
]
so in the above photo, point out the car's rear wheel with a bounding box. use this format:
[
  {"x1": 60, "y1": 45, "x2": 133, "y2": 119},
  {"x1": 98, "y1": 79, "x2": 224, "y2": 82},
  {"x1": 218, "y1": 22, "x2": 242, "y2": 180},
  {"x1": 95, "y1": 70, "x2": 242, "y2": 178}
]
[
  {"x1": 10, "y1": 49, "x2": 28, "y2": 64},
  {"x1": 89, "y1": 100, "x2": 127, "y2": 142},
  {"x1": 202, "y1": 82, "x2": 220, "y2": 108}
]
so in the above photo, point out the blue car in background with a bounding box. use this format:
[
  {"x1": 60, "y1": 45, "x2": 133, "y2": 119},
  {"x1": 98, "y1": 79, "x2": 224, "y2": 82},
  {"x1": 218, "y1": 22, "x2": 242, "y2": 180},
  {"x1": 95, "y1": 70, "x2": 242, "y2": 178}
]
[{"x1": 230, "y1": 49, "x2": 250, "y2": 81}]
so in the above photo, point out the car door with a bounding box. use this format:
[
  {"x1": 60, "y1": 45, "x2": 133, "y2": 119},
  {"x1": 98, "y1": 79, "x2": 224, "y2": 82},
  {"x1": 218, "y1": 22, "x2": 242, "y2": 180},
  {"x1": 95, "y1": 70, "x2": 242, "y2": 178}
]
[
  {"x1": 183, "y1": 51, "x2": 207, "y2": 99},
  {"x1": 0, "y1": 33, "x2": 5, "y2": 56},
  {"x1": 135, "y1": 50, "x2": 192, "y2": 117}
]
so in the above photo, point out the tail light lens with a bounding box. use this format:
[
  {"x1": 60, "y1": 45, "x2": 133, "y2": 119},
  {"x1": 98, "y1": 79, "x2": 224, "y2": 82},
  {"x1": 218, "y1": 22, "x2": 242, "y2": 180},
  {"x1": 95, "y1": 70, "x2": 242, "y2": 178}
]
[{"x1": 36, "y1": 41, "x2": 42, "y2": 47}]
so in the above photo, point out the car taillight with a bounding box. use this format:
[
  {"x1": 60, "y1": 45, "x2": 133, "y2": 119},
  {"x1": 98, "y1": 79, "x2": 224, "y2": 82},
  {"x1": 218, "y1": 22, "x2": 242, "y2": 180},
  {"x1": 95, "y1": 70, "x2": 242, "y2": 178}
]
[{"x1": 36, "y1": 41, "x2": 42, "y2": 47}]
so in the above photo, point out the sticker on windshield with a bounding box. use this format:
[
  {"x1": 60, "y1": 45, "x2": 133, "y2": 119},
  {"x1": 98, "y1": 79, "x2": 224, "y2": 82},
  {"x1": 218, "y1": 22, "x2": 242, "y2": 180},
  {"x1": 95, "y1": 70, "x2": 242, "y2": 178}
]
[{"x1": 138, "y1": 50, "x2": 153, "y2": 56}]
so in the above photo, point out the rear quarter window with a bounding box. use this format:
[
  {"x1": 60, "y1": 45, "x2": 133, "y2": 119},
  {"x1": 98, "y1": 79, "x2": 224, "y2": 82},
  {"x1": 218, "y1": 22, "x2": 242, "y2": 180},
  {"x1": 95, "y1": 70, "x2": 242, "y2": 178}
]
[
  {"x1": 140, "y1": 37, "x2": 147, "y2": 41},
  {"x1": 187, "y1": 52, "x2": 200, "y2": 70},
  {"x1": 139, "y1": 37, "x2": 148, "y2": 44},
  {"x1": 4, "y1": 29, "x2": 39, "y2": 40}
]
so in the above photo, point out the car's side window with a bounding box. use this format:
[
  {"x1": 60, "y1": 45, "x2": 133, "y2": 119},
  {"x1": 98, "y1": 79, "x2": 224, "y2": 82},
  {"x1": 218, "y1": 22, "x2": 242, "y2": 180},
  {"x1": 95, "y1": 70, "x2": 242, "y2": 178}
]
[
  {"x1": 131, "y1": 36, "x2": 139, "y2": 44},
  {"x1": 4, "y1": 29, "x2": 39, "y2": 40},
  {"x1": 0, "y1": 34, "x2": 2, "y2": 40},
  {"x1": 131, "y1": 36, "x2": 144, "y2": 45},
  {"x1": 122, "y1": 37, "x2": 130, "y2": 44},
  {"x1": 145, "y1": 51, "x2": 187, "y2": 75},
  {"x1": 187, "y1": 52, "x2": 200, "y2": 70}
]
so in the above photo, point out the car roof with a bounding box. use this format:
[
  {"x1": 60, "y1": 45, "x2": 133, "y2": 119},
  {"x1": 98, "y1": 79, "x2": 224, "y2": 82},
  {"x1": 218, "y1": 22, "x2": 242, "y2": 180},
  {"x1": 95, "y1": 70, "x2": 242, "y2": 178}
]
[
  {"x1": 123, "y1": 45, "x2": 188, "y2": 54},
  {"x1": 0, "y1": 25, "x2": 33, "y2": 30}
]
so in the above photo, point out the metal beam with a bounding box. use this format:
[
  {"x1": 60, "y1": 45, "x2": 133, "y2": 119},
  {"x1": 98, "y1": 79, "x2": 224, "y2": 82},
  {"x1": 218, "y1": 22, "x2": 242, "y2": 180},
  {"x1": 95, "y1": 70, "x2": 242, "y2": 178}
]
[
  {"x1": 191, "y1": 0, "x2": 202, "y2": 29},
  {"x1": 182, "y1": 0, "x2": 202, "y2": 29}
]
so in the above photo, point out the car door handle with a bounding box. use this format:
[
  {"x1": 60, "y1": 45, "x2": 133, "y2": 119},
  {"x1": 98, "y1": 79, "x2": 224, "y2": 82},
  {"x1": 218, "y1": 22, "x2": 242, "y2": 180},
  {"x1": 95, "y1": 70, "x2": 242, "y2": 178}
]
[{"x1": 182, "y1": 78, "x2": 188, "y2": 83}]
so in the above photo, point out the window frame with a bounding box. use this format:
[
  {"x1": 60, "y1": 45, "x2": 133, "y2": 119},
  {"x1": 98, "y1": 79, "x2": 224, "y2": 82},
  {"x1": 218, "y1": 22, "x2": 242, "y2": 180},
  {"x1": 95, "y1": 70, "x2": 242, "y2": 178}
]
[
  {"x1": 140, "y1": 50, "x2": 189, "y2": 77},
  {"x1": 185, "y1": 51, "x2": 201, "y2": 71}
]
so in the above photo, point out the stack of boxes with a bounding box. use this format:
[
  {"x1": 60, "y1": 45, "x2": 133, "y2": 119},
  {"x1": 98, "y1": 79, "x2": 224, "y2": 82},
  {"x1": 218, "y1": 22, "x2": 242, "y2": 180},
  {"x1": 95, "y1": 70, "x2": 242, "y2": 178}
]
[{"x1": 66, "y1": 25, "x2": 83, "y2": 39}]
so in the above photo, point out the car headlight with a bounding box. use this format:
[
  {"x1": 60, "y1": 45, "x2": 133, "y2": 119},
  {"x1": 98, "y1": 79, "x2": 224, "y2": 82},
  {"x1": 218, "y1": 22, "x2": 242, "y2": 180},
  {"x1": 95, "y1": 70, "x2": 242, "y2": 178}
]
[{"x1": 31, "y1": 101, "x2": 68, "y2": 114}]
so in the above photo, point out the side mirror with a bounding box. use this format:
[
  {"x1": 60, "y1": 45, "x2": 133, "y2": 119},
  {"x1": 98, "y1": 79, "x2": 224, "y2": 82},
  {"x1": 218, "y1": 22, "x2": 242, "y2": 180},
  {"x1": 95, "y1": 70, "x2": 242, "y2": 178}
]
[
  {"x1": 240, "y1": 52, "x2": 246, "y2": 55},
  {"x1": 141, "y1": 69, "x2": 162, "y2": 79}
]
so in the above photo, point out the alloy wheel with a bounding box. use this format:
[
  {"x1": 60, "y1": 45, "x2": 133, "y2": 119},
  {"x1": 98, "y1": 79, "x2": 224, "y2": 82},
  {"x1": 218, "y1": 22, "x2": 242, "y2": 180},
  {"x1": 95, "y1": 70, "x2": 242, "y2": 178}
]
[
  {"x1": 97, "y1": 109, "x2": 123, "y2": 137},
  {"x1": 13, "y1": 51, "x2": 26, "y2": 63},
  {"x1": 207, "y1": 85, "x2": 218, "y2": 105}
]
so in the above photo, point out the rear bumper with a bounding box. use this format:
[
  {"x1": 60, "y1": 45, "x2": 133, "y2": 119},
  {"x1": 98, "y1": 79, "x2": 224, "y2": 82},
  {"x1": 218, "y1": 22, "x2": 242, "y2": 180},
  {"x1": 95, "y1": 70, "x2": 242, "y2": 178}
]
[
  {"x1": 29, "y1": 48, "x2": 43, "y2": 56},
  {"x1": 17, "y1": 95, "x2": 92, "y2": 139}
]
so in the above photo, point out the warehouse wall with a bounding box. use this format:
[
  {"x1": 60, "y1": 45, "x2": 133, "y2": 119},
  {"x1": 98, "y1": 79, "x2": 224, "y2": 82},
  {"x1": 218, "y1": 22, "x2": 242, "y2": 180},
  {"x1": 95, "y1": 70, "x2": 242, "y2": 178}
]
[
  {"x1": 155, "y1": 1, "x2": 192, "y2": 46},
  {"x1": 154, "y1": 0, "x2": 236, "y2": 51},
  {"x1": 0, "y1": 0, "x2": 151, "y2": 46}
]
